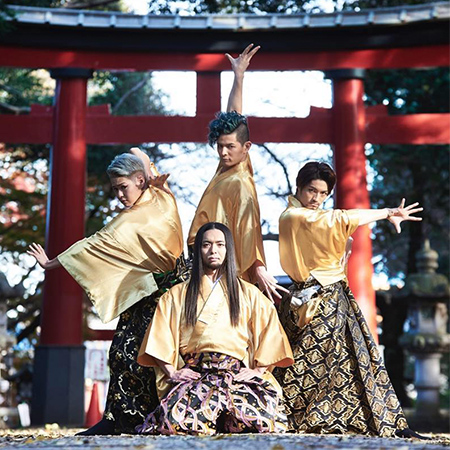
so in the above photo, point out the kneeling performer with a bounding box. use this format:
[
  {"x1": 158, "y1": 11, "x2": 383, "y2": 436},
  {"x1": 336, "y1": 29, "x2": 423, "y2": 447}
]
[{"x1": 137, "y1": 222, "x2": 294, "y2": 435}]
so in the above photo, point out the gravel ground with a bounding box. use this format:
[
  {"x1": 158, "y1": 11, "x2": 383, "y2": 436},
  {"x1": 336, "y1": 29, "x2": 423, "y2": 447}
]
[{"x1": 0, "y1": 428, "x2": 449, "y2": 449}]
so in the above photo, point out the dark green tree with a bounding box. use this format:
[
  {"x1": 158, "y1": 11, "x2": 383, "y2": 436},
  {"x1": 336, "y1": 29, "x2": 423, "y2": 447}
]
[
  {"x1": 365, "y1": 68, "x2": 449, "y2": 279},
  {"x1": 147, "y1": 0, "x2": 435, "y2": 14}
]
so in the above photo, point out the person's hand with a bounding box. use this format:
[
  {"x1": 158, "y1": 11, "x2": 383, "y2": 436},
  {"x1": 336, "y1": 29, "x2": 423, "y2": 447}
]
[
  {"x1": 387, "y1": 198, "x2": 423, "y2": 234},
  {"x1": 169, "y1": 368, "x2": 201, "y2": 383},
  {"x1": 340, "y1": 237, "x2": 353, "y2": 269},
  {"x1": 234, "y1": 367, "x2": 265, "y2": 382},
  {"x1": 27, "y1": 243, "x2": 51, "y2": 269},
  {"x1": 225, "y1": 43, "x2": 260, "y2": 78},
  {"x1": 254, "y1": 263, "x2": 289, "y2": 304},
  {"x1": 148, "y1": 173, "x2": 172, "y2": 195}
]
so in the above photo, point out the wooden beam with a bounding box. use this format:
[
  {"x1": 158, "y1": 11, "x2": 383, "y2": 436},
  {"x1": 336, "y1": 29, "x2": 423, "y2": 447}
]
[
  {"x1": 0, "y1": 45, "x2": 448, "y2": 71},
  {"x1": 1, "y1": 108, "x2": 448, "y2": 145}
]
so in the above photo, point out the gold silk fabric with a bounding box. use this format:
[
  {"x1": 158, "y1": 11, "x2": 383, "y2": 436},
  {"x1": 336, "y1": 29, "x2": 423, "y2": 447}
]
[
  {"x1": 58, "y1": 187, "x2": 183, "y2": 323},
  {"x1": 138, "y1": 275, "x2": 294, "y2": 399},
  {"x1": 187, "y1": 157, "x2": 265, "y2": 282},
  {"x1": 279, "y1": 195, "x2": 360, "y2": 286}
]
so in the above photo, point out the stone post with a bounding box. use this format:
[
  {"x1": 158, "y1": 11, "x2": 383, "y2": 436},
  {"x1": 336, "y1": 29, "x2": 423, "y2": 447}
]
[{"x1": 399, "y1": 240, "x2": 450, "y2": 425}]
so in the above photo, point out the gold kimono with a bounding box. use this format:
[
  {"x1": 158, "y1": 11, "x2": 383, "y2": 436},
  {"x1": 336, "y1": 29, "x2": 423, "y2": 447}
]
[
  {"x1": 279, "y1": 195, "x2": 360, "y2": 286},
  {"x1": 58, "y1": 187, "x2": 183, "y2": 323},
  {"x1": 138, "y1": 275, "x2": 294, "y2": 399},
  {"x1": 275, "y1": 195, "x2": 408, "y2": 436},
  {"x1": 187, "y1": 157, "x2": 265, "y2": 282}
]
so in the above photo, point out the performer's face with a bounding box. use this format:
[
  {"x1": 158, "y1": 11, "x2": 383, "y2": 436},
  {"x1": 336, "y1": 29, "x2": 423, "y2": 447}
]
[
  {"x1": 110, "y1": 173, "x2": 145, "y2": 208},
  {"x1": 201, "y1": 229, "x2": 227, "y2": 273},
  {"x1": 297, "y1": 179, "x2": 329, "y2": 210},
  {"x1": 216, "y1": 132, "x2": 251, "y2": 171}
]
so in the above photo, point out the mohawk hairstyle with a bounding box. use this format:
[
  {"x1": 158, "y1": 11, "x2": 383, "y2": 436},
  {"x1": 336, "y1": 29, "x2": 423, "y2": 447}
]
[{"x1": 208, "y1": 111, "x2": 249, "y2": 147}]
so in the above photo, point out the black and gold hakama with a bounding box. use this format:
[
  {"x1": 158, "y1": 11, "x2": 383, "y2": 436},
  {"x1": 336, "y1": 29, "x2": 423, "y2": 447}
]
[
  {"x1": 274, "y1": 279, "x2": 408, "y2": 437},
  {"x1": 104, "y1": 259, "x2": 190, "y2": 433}
]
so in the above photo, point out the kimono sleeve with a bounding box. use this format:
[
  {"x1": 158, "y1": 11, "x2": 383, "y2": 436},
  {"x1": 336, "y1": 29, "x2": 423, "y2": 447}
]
[
  {"x1": 137, "y1": 289, "x2": 179, "y2": 368},
  {"x1": 328, "y1": 209, "x2": 360, "y2": 240},
  {"x1": 58, "y1": 230, "x2": 158, "y2": 323},
  {"x1": 231, "y1": 184, "x2": 266, "y2": 281},
  {"x1": 249, "y1": 288, "x2": 294, "y2": 368}
]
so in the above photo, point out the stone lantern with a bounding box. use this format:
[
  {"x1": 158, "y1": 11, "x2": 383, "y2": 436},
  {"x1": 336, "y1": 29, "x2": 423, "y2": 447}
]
[{"x1": 399, "y1": 240, "x2": 450, "y2": 423}]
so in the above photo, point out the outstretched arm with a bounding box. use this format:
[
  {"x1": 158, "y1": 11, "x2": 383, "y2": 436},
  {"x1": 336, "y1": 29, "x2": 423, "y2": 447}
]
[
  {"x1": 355, "y1": 198, "x2": 423, "y2": 233},
  {"x1": 27, "y1": 243, "x2": 62, "y2": 270},
  {"x1": 225, "y1": 43, "x2": 260, "y2": 113}
]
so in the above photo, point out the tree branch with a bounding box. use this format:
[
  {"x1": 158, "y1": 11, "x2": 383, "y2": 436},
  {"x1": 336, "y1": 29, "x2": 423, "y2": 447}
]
[
  {"x1": 16, "y1": 314, "x2": 40, "y2": 344},
  {"x1": 257, "y1": 143, "x2": 293, "y2": 195},
  {"x1": 0, "y1": 101, "x2": 30, "y2": 115},
  {"x1": 112, "y1": 74, "x2": 151, "y2": 114},
  {"x1": 0, "y1": 82, "x2": 27, "y2": 98}
]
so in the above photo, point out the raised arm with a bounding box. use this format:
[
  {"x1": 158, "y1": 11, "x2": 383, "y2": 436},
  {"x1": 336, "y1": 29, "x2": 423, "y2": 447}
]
[
  {"x1": 225, "y1": 43, "x2": 260, "y2": 113},
  {"x1": 129, "y1": 147, "x2": 173, "y2": 196},
  {"x1": 129, "y1": 146, "x2": 155, "y2": 183},
  {"x1": 355, "y1": 198, "x2": 423, "y2": 233}
]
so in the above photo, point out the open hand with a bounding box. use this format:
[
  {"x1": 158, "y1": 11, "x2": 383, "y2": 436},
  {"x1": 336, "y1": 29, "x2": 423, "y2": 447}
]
[
  {"x1": 388, "y1": 198, "x2": 423, "y2": 234},
  {"x1": 234, "y1": 367, "x2": 265, "y2": 382},
  {"x1": 254, "y1": 264, "x2": 289, "y2": 304},
  {"x1": 225, "y1": 43, "x2": 260, "y2": 78},
  {"x1": 169, "y1": 368, "x2": 201, "y2": 383},
  {"x1": 148, "y1": 173, "x2": 172, "y2": 195},
  {"x1": 27, "y1": 243, "x2": 50, "y2": 269}
]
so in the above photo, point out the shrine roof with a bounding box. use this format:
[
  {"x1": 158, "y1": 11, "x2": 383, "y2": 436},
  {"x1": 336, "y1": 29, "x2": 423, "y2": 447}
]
[{"x1": 2, "y1": 2, "x2": 449, "y2": 52}]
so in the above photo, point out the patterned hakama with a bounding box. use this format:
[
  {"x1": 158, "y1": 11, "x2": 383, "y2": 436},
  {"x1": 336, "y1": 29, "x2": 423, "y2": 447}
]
[
  {"x1": 274, "y1": 279, "x2": 408, "y2": 437},
  {"x1": 138, "y1": 353, "x2": 288, "y2": 435},
  {"x1": 104, "y1": 259, "x2": 190, "y2": 433}
]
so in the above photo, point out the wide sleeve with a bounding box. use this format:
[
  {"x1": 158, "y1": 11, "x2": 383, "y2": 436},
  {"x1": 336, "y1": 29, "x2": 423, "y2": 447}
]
[
  {"x1": 137, "y1": 288, "x2": 179, "y2": 368},
  {"x1": 249, "y1": 287, "x2": 294, "y2": 368},
  {"x1": 58, "y1": 229, "x2": 158, "y2": 323},
  {"x1": 231, "y1": 182, "x2": 266, "y2": 281},
  {"x1": 329, "y1": 209, "x2": 360, "y2": 240}
]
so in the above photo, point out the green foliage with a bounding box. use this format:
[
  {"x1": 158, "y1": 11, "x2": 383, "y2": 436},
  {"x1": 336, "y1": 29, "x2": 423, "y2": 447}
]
[
  {"x1": 147, "y1": 0, "x2": 436, "y2": 14},
  {"x1": 364, "y1": 67, "x2": 449, "y2": 278},
  {"x1": 0, "y1": 68, "x2": 54, "y2": 109},
  {"x1": 0, "y1": 3, "x2": 15, "y2": 35},
  {"x1": 89, "y1": 71, "x2": 166, "y2": 116},
  {"x1": 4, "y1": 1, "x2": 60, "y2": 6},
  {"x1": 4, "y1": 0, "x2": 126, "y2": 10},
  {"x1": 355, "y1": 0, "x2": 436, "y2": 8}
]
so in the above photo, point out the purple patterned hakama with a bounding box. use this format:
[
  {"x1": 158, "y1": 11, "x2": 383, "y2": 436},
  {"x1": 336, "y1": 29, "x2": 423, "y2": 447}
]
[{"x1": 137, "y1": 352, "x2": 287, "y2": 435}]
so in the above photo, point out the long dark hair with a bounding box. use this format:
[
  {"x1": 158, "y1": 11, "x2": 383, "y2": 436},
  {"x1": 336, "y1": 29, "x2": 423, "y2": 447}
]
[{"x1": 184, "y1": 222, "x2": 240, "y2": 327}]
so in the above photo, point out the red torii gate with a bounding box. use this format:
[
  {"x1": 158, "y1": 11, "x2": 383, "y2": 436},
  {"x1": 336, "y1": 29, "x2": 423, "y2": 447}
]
[{"x1": 1, "y1": 3, "x2": 449, "y2": 425}]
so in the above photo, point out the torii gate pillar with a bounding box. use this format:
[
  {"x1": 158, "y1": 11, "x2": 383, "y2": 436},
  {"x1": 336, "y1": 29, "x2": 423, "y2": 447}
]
[
  {"x1": 31, "y1": 68, "x2": 92, "y2": 426},
  {"x1": 326, "y1": 69, "x2": 378, "y2": 341}
]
